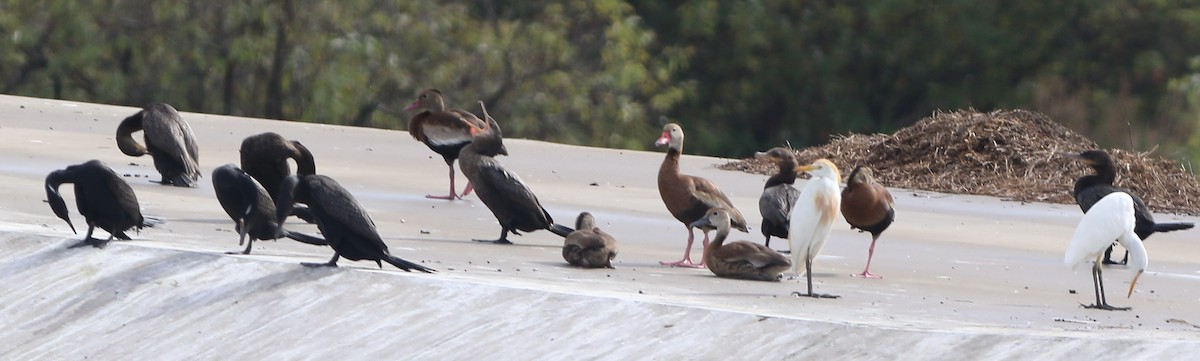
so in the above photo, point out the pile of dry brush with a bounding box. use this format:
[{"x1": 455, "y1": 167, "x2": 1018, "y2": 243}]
[{"x1": 720, "y1": 109, "x2": 1200, "y2": 215}]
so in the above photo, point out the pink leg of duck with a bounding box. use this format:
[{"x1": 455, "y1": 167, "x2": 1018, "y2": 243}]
[
  {"x1": 853, "y1": 236, "x2": 882, "y2": 278},
  {"x1": 461, "y1": 180, "x2": 474, "y2": 197},
  {"x1": 660, "y1": 226, "x2": 704, "y2": 268},
  {"x1": 426, "y1": 165, "x2": 460, "y2": 200}
]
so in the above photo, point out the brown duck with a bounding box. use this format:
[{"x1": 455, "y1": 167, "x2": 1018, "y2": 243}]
[
  {"x1": 656, "y1": 123, "x2": 747, "y2": 268},
  {"x1": 840, "y1": 165, "x2": 894, "y2": 278},
  {"x1": 405, "y1": 89, "x2": 487, "y2": 200},
  {"x1": 692, "y1": 207, "x2": 790, "y2": 281},
  {"x1": 562, "y1": 212, "x2": 618, "y2": 268}
]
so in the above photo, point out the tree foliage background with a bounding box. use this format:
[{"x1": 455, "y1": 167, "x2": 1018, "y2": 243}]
[{"x1": 2, "y1": 1, "x2": 1200, "y2": 161}]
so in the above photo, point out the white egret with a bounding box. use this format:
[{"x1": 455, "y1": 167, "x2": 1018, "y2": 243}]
[
  {"x1": 789, "y1": 159, "x2": 842, "y2": 298},
  {"x1": 1064, "y1": 192, "x2": 1148, "y2": 311}
]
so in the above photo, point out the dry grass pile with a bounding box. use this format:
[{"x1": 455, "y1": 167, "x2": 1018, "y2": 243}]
[{"x1": 720, "y1": 109, "x2": 1200, "y2": 214}]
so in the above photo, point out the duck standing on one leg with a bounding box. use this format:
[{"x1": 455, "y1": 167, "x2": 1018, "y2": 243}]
[{"x1": 840, "y1": 165, "x2": 894, "y2": 278}]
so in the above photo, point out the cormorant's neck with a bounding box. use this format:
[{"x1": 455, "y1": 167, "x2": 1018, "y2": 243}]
[
  {"x1": 1074, "y1": 163, "x2": 1117, "y2": 196},
  {"x1": 764, "y1": 159, "x2": 798, "y2": 188}
]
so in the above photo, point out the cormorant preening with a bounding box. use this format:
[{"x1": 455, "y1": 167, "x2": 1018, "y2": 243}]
[
  {"x1": 45, "y1": 160, "x2": 158, "y2": 248},
  {"x1": 405, "y1": 89, "x2": 487, "y2": 200},
  {"x1": 239, "y1": 132, "x2": 316, "y2": 198},
  {"x1": 458, "y1": 102, "x2": 572, "y2": 244},
  {"x1": 563, "y1": 212, "x2": 618, "y2": 268},
  {"x1": 1070, "y1": 150, "x2": 1193, "y2": 264},
  {"x1": 656, "y1": 123, "x2": 747, "y2": 268},
  {"x1": 116, "y1": 103, "x2": 201, "y2": 187},
  {"x1": 275, "y1": 174, "x2": 434, "y2": 273},
  {"x1": 755, "y1": 147, "x2": 799, "y2": 250},
  {"x1": 212, "y1": 164, "x2": 326, "y2": 255}
]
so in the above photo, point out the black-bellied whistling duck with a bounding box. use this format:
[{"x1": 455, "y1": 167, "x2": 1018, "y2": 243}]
[
  {"x1": 1064, "y1": 192, "x2": 1147, "y2": 310},
  {"x1": 788, "y1": 159, "x2": 841, "y2": 299},
  {"x1": 1070, "y1": 150, "x2": 1192, "y2": 264},
  {"x1": 239, "y1": 132, "x2": 316, "y2": 198},
  {"x1": 656, "y1": 123, "x2": 747, "y2": 268},
  {"x1": 45, "y1": 160, "x2": 160, "y2": 248},
  {"x1": 563, "y1": 212, "x2": 618, "y2": 268},
  {"x1": 274, "y1": 174, "x2": 434, "y2": 273},
  {"x1": 840, "y1": 165, "x2": 894, "y2": 278},
  {"x1": 755, "y1": 147, "x2": 800, "y2": 250},
  {"x1": 212, "y1": 164, "x2": 326, "y2": 255},
  {"x1": 116, "y1": 103, "x2": 201, "y2": 187},
  {"x1": 405, "y1": 89, "x2": 487, "y2": 200},
  {"x1": 691, "y1": 207, "x2": 791, "y2": 281},
  {"x1": 458, "y1": 102, "x2": 571, "y2": 244}
]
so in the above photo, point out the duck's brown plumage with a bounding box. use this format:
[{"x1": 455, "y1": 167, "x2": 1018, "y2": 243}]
[
  {"x1": 458, "y1": 103, "x2": 571, "y2": 244},
  {"x1": 563, "y1": 212, "x2": 618, "y2": 268},
  {"x1": 841, "y1": 166, "x2": 894, "y2": 235},
  {"x1": 116, "y1": 103, "x2": 201, "y2": 187},
  {"x1": 692, "y1": 208, "x2": 790, "y2": 281},
  {"x1": 405, "y1": 89, "x2": 487, "y2": 200},
  {"x1": 656, "y1": 123, "x2": 746, "y2": 267},
  {"x1": 840, "y1": 165, "x2": 894, "y2": 278},
  {"x1": 756, "y1": 147, "x2": 799, "y2": 248}
]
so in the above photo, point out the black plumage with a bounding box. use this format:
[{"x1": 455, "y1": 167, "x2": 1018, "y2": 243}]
[
  {"x1": 116, "y1": 103, "x2": 201, "y2": 187},
  {"x1": 755, "y1": 147, "x2": 800, "y2": 249},
  {"x1": 274, "y1": 174, "x2": 433, "y2": 272},
  {"x1": 457, "y1": 103, "x2": 572, "y2": 244},
  {"x1": 239, "y1": 132, "x2": 316, "y2": 198},
  {"x1": 212, "y1": 164, "x2": 326, "y2": 255},
  {"x1": 45, "y1": 160, "x2": 156, "y2": 248},
  {"x1": 1071, "y1": 150, "x2": 1193, "y2": 264}
]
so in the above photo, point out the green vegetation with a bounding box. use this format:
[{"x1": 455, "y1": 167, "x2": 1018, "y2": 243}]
[{"x1": 2, "y1": 1, "x2": 1200, "y2": 160}]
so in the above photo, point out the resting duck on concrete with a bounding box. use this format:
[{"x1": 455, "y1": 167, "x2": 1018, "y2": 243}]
[
  {"x1": 691, "y1": 207, "x2": 790, "y2": 281},
  {"x1": 563, "y1": 212, "x2": 618, "y2": 268}
]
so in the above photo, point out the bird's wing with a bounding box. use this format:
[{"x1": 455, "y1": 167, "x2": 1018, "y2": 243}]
[
  {"x1": 476, "y1": 161, "x2": 552, "y2": 221},
  {"x1": 718, "y1": 241, "x2": 789, "y2": 268},
  {"x1": 143, "y1": 109, "x2": 200, "y2": 178},
  {"x1": 874, "y1": 183, "x2": 894, "y2": 206},
  {"x1": 759, "y1": 185, "x2": 797, "y2": 227},
  {"x1": 307, "y1": 177, "x2": 386, "y2": 248},
  {"x1": 102, "y1": 166, "x2": 142, "y2": 222},
  {"x1": 1065, "y1": 192, "x2": 1135, "y2": 269},
  {"x1": 688, "y1": 175, "x2": 747, "y2": 229}
]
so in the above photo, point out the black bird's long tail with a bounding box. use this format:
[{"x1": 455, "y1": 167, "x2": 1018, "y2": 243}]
[
  {"x1": 142, "y1": 216, "x2": 167, "y2": 228},
  {"x1": 1153, "y1": 222, "x2": 1194, "y2": 234},
  {"x1": 283, "y1": 230, "x2": 328, "y2": 246},
  {"x1": 385, "y1": 255, "x2": 435, "y2": 273},
  {"x1": 549, "y1": 223, "x2": 574, "y2": 238}
]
